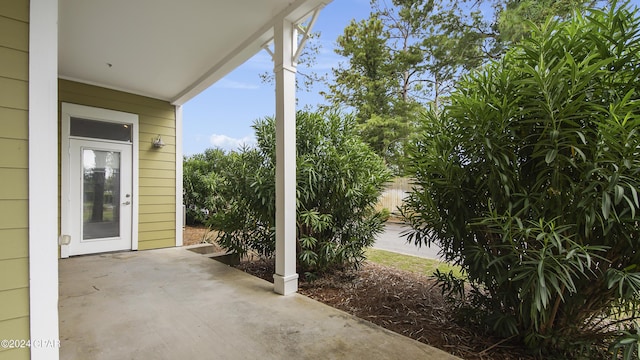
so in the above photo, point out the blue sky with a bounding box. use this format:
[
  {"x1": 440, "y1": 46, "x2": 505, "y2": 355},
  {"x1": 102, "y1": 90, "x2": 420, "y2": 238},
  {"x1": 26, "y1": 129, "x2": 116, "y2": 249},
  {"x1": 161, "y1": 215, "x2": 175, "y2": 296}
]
[
  {"x1": 182, "y1": 0, "x2": 372, "y2": 155},
  {"x1": 182, "y1": 0, "x2": 640, "y2": 156}
]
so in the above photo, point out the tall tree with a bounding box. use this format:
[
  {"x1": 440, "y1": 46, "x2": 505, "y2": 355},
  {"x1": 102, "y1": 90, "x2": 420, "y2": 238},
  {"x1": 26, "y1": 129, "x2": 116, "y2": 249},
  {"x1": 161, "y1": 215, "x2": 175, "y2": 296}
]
[
  {"x1": 327, "y1": 0, "x2": 487, "y2": 115},
  {"x1": 325, "y1": 15, "x2": 418, "y2": 172},
  {"x1": 496, "y1": 0, "x2": 603, "y2": 43},
  {"x1": 325, "y1": 0, "x2": 606, "y2": 172},
  {"x1": 327, "y1": 16, "x2": 398, "y2": 122},
  {"x1": 326, "y1": 0, "x2": 479, "y2": 171},
  {"x1": 328, "y1": 0, "x2": 606, "y2": 109}
]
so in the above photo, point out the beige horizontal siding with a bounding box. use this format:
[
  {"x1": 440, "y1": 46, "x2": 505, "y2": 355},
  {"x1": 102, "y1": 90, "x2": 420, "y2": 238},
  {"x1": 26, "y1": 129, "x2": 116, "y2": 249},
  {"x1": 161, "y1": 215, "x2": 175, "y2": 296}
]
[
  {"x1": 0, "y1": 200, "x2": 28, "y2": 230},
  {"x1": 140, "y1": 124, "x2": 177, "y2": 137},
  {"x1": 138, "y1": 204, "x2": 176, "y2": 214},
  {"x1": 139, "y1": 116, "x2": 177, "y2": 128},
  {"x1": 58, "y1": 84, "x2": 175, "y2": 119},
  {"x1": 0, "y1": 138, "x2": 28, "y2": 168},
  {"x1": 140, "y1": 144, "x2": 176, "y2": 155},
  {"x1": 0, "y1": 16, "x2": 28, "y2": 52},
  {"x1": 0, "y1": 229, "x2": 28, "y2": 260},
  {"x1": 0, "y1": 46, "x2": 28, "y2": 81},
  {"x1": 0, "y1": 169, "x2": 27, "y2": 199},
  {"x1": 0, "y1": 77, "x2": 28, "y2": 109},
  {"x1": 140, "y1": 168, "x2": 175, "y2": 179},
  {"x1": 139, "y1": 160, "x2": 175, "y2": 171},
  {"x1": 139, "y1": 151, "x2": 176, "y2": 163},
  {"x1": 0, "y1": 108, "x2": 28, "y2": 139},
  {"x1": 139, "y1": 186, "x2": 175, "y2": 196},
  {"x1": 0, "y1": 348, "x2": 31, "y2": 360},
  {"x1": 0, "y1": 2, "x2": 29, "y2": 356},
  {"x1": 0, "y1": 347, "x2": 29, "y2": 360},
  {"x1": 140, "y1": 177, "x2": 176, "y2": 188},
  {"x1": 139, "y1": 229, "x2": 175, "y2": 242},
  {"x1": 139, "y1": 212, "x2": 176, "y2": 223},
  {"x1": 0, "y1": 317, "x2": 29, "y2": 359},
  {"x1": 139, "y1": 221, "x2": 175, "y2": 232},
  {"x1": 139, "y1": 195, "x2": 175, "y2": 206},
  {"x1": 60, "y1": 79, "x2": 177, "y2": 251},
  {"x1": 0, "y1": 258, "x2": 28, "y2": 291},
  {"x1": 138, "y1": 238, "x2": 175, "y2": 250},
  {"x1": 0, "y1": 2, "x2": 29, "y2": 22},
  {"x1": 0, "y1": 288, "x2": 28, "y2": 321}
]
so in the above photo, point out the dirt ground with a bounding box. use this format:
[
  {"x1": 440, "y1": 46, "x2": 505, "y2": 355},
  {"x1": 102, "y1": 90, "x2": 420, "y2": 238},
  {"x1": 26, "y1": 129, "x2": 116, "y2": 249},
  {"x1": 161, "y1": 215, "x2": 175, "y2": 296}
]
[
  {"x1": 183, "y1": 226, "x2": 534, "y2": 360},
  {"x1": 183, "y1": 225, "x2": 220, "y2": 247}
]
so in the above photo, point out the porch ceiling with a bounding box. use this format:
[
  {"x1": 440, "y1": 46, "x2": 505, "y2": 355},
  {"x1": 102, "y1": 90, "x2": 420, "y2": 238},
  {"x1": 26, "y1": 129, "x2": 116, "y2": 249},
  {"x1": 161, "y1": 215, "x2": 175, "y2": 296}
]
[{"x1": 58, "y1": 0, "x2": 328, "y2": 105}]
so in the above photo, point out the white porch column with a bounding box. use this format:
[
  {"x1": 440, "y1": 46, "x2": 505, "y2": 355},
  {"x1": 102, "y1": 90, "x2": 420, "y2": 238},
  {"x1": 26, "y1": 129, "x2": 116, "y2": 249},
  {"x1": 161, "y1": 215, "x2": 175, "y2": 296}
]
[
  {"x1": 175, "y1": 105, "x2": 184, "y2": 247},
  {"x1": 273, "y1": 19, "x2": 299, "y2": 295},
  {"x1": 29, "y1": 0, "x2": 60, "y2": 358}
]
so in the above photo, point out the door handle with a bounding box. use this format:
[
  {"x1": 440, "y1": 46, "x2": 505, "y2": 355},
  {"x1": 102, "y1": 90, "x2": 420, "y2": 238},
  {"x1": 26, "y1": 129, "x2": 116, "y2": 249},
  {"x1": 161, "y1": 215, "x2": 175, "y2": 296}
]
[{"x1": 122, "y1": 201, "x2": 131, "y2": 205}]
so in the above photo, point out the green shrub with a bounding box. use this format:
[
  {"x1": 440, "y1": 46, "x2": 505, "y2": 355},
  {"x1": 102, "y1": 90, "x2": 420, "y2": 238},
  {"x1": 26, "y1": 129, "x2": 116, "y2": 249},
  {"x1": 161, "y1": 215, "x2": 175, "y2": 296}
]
[
  {"x1": 210, "y1": 111, "x2": 391, "y2": 274},
  {"x1": 183, "y1": 148, "x2": 229, "y2": 225},
  {"x1": 402, "y1": 4, "x2": 640, "y2": 357},
  {"x1": 206, "y1": 148, "x2": 276, "y2": 256}
]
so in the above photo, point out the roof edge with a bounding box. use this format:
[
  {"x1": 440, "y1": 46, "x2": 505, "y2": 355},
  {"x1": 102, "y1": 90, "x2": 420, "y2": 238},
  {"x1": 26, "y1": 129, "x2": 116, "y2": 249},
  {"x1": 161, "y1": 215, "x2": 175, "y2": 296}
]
[{"x1": 170, "y1": 0, "x2": 330, "y2": 105}]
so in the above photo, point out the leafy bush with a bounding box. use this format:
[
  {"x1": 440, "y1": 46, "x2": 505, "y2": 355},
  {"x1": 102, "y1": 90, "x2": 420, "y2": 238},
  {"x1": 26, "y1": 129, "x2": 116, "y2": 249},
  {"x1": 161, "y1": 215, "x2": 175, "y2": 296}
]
[
  {"x1": 209, "y1": 111, "x2": 391, "y2": 274},
  {"x1": 205, "y1": 148, "x2": 276, "y2": 255},
  {"x1": 402, "y1": 4, "x2": 640, "y2": 357},
  {"x1": 183, "y1": 148, "x2": 230, "y2": 225}
]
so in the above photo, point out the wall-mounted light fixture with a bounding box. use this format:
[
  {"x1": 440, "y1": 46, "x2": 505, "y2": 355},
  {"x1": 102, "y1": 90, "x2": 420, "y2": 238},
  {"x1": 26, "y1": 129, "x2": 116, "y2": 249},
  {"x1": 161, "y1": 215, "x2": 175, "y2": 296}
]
[{"x1": 152, "y1": 135, "x2": 165, "y2": 148}]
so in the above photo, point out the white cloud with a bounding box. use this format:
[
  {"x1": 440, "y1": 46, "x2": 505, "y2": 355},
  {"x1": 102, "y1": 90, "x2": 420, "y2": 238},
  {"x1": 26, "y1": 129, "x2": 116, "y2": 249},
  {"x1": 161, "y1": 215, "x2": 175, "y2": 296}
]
[{"x1": 209, "y1": 134, "x2": 256, "y2": 151}]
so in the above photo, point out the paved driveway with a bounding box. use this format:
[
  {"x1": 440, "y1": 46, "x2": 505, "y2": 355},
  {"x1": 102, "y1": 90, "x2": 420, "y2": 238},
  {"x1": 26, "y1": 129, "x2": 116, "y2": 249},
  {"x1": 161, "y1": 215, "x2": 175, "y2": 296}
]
[{"x1": 374, "y1": 222, "x2": 443, "y2": 260}]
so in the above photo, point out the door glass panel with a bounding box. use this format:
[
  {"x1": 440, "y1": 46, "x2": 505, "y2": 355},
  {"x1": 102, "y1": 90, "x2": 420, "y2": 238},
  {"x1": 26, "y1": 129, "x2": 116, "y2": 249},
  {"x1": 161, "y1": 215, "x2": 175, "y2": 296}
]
[
  {"x1": 83, "y1": 149, "x2": 121, "y2": 240},
  {"x1": 71, "y1": 117, "x2": 132, "y2": 142}
]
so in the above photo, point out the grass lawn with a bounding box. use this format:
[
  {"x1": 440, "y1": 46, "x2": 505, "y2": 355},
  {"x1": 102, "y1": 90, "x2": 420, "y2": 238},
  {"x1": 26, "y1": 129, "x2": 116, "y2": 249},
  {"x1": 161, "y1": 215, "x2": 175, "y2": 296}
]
[{"x1": 365, "y1": 248, "x2": 464, "y2": 278}]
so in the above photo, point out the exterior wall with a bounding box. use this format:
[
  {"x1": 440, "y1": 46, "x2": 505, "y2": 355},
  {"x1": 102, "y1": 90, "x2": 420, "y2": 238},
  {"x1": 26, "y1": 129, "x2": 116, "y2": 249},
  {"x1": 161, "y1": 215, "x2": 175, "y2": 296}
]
[
  {"x1": 0, "y1": 2, "x2": 31, "y2": 359},
  {"x1": 59, "y1": 79, "x2": 177, "y2": 250}
]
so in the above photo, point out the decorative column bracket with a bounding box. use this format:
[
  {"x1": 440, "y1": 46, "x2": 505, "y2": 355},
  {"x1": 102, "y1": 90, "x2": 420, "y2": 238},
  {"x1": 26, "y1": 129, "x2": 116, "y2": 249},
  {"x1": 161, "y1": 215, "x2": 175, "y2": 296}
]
[{"x1": 262, "y1": 6, "x2": 323, "y2": 65}]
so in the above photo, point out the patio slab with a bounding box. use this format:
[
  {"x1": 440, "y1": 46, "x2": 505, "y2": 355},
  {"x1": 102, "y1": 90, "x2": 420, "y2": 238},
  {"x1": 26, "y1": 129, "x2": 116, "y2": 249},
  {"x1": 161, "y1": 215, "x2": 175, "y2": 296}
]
[{"x1": 59, "y1": 247, "x2": 460, "y2": 360}]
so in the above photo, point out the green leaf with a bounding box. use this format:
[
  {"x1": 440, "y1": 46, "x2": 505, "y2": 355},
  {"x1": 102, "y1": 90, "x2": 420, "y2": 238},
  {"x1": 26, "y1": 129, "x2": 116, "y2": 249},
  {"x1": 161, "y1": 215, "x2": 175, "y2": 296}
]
[
  {"x1": 545, "y1": 149, "x2": 558, "y2": 164},
  {"x1": 602, "y1": 192, "x2": 612, "y2": 220},
  {"x1": 615, "y1": 185, "x2": 625, "y2": 204},
  {"x1": 630, "y1": 185, "x2": 639, "y2": 208}
]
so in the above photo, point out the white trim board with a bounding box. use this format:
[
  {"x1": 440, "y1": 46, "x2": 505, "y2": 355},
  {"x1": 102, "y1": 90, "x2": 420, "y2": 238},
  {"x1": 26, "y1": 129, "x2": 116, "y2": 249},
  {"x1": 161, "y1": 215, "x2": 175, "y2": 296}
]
[{"x1": 60, "y1": 103, "x2": 140, "y2": 258}]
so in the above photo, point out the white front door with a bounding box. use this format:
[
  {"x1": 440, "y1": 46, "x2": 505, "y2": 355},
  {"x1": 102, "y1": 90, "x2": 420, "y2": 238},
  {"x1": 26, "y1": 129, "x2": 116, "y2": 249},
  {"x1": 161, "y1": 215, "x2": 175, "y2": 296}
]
[{"x1": 67, "y1": 139, "x2": 133, "y2": 256}]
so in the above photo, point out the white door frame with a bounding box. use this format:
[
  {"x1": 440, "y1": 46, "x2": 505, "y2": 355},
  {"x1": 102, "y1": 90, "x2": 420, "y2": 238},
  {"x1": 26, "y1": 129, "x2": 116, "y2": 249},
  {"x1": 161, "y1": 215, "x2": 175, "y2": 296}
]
[
  {"x1": 68, "y1": 139, "x2": 133, "y2": 255},
  {"x1": 61, "y1": 103, "x2": 139, "y2": 258}
]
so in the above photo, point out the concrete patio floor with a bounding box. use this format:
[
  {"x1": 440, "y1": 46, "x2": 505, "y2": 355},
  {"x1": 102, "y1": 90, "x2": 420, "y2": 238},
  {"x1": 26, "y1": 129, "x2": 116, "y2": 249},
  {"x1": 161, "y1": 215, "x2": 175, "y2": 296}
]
[{"x1": 59, "y1": 247, "x2": 460, "y2": 360}]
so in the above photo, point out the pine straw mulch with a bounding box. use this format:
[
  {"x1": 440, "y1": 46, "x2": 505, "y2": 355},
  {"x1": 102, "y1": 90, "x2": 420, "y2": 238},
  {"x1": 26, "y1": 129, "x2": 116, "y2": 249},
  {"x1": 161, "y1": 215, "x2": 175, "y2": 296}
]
[{"x1": 235, "y1": 258, "x2": 536, "y2": 360}]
